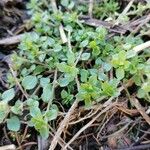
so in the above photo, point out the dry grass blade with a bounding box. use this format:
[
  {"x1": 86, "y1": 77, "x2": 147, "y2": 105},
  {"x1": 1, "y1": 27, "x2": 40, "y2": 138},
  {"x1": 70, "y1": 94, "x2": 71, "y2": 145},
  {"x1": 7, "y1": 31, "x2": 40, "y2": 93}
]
[
  {"x1": 88, "y1": 0, "x2": 94, "y2": 18},
  {"x1": 0, "y1": 145, "x2": 16, "y2": 150},
  {"x1": 130, "y1": 97, "x2": 150, "y2": 125},
  {"x1": 0, "y1": 34, "x2": 23, "y2": 45},
  {"x1": 62, "y1": 102, "x2": 117, "y2": 150},
  {"x1": 132, "y1": 14, "x2": 150, "y2": 34},
  {"x1": 49, "y1": 100, "x2": 78, "y2": 150},
  {"x1": 116, "y1": 0, "x2": 135, "y2": 25},
  {"x1": 80, "y1": 16, "x2": 127, "y2": 34},
  {"x1": 133, "y1": 40, "x2": 150, "y2": 53}
]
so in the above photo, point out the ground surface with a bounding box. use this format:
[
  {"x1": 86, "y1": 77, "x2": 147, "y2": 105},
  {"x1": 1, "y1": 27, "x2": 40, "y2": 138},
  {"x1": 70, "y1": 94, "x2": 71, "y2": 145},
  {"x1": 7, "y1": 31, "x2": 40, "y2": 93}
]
[{"x1": 0, "y1": 0, "x2": 150, "y2": 150}]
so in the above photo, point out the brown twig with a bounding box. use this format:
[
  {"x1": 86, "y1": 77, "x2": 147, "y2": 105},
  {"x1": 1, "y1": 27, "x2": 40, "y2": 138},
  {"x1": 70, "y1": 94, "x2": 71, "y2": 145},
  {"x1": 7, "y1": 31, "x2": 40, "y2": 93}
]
[
  {"x1": 132, "y1": 14, "x2": 150, "y2": 34},
  {"x1": 21, "y1": 125, "x2": 28, "y2": 143},
  {"x1": 49, "y1": 126, "x2": 73, "y2": 150},
  {"x1": 131, "y1": 128, "x2": 150, "y2": 146},
  {"x1": 0, "y1": 145, "x2": 16, "y2": 150},
  {"x1": 97, "y1": 110, "x2": 117, "y2": 138},
  {"x1": 17, "y1": 142, "x2": 37, "y2": 150},
  {"x1": 80, "y1": 15, "x2": 127, "y2": 34},
  {"x1": 130, "y1": 97, "x2": 150, "y2": 125},
  {"x1": 49, "y1": 74, "x2": 80, "y2": 150},
  {"x1": 49, "y1": 99, "x2": 78, "y2": 150},
  {"x1": 15, "y1": 132, "x2": 23, "y2": 150},
  {"x1": 0, "y1": 34, "x2": 23, "y2": 45},
  {"x1": 69, "y1": 109, "x2": 98, "y2": 125}
]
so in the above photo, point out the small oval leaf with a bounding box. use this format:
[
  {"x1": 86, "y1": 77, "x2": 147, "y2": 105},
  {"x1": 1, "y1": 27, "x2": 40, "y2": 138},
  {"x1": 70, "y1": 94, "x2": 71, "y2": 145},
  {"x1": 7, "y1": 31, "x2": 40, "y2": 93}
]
[
  {"x1": 2, "y1": 88, "x2": 15, "y2": 102},
  {"x1": 7, "y1": 116, "x2": 20, "y2": 132},
  {"x1": 22, "y1": 75, "x2": 38, "y2": 90}
]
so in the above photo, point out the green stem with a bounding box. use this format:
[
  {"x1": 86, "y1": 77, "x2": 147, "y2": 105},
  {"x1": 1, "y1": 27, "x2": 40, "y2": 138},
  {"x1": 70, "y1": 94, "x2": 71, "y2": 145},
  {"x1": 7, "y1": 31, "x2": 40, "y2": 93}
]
[{"x1": 46, "y1": 69, "x2": 58, "y2": 112}]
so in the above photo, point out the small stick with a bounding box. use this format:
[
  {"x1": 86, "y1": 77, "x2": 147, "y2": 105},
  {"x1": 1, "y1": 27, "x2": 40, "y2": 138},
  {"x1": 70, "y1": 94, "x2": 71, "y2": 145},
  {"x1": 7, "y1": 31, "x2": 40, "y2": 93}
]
[
  {"x1": 15, "y1": 132, "x2": 23, "y2": 150},
  {"x1": 130, "y1": 97, "x2": 150, "y2": 125},
  {"x1": 88, "y1": 0, "x2": 94, "y2": 18},
  {"x1": 49, "y1": 126, "x2": 74, "y2": 150},
  {"x1": 115, "y1": 0, "x2": 135, "y2": 25},
  {"x1": 17, "y1": 142, "x2": 37, "y2": 150},
  {"x1": 49, "y1": 77, "x2": 80, "y2": 150},
  {"x1": 133, "y1": 40, "x2": 150, "y2": 53},
  {"x1": 59, "y1": 25, "x2": 68, "y2": 43},
  {"x1": 0, "y1": 34, "x2": 23, "y2": 45},
  {"x1": 49, "y1": 99, "x2": 78, "y2": 150},
  {"x1": 0, "y1": 145, "x2": 16, "y2": 150},
  {"x1": 132, "y1": 14, "x2": 150, "y2": 34}
]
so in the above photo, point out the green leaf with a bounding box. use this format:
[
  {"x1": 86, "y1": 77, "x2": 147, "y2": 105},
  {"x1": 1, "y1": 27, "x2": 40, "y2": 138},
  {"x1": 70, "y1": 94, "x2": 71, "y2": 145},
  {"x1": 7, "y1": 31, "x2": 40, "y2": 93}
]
[
  {"x1": 142, "y1": 82, "x2": 150, "y2": 92},
  {"x1": 39, "y1": 54, "x2": 46, "y2": 62},
  {"x1": 95, "y1": 58, "x2": 102, "y2": 65},
  {"x1": 80, "y1": 69, "x2": 89, "y2": 82},
  {"x1": 57, "y1": 62, "x2": 67, "y2": 72},
  {"x1": 11, "y1": 100, "x2": 23, "y2": 115},
  {"x1": 61, "y1": 90, "x2": 68, "y2": 99},
  {"x1": 98, "y1": 72, "x2": 107, "y2": 81},
  {"x1": 41, "y1": 84, "x2": 53, "y2": 103},
  {"x1": 53, "y1": 44, "x2": 62, "y2": 52},
  {"x1": 39, "y1": 126, "x2": 49, "y2": 139},
  {"x1": 80, "y1": 39, "x2": 89, "y2": 47},
  {"x1": 27, "y1": 98, "x2": 39, "y2": 107},
  {"x1": 116, "y1": 68, "x2": 125, "y2": 80},
  {"x1": 59, "y1": 77, "x2": 70, "y2": 87},
  {"x1": 2, "y1": 88, "x2": 15, "y2": 102},
  {"x1": 0, "y1": 101, "x2": 9, "y2": 123},
  {"x1": 137, "y1": 89, "x2": 146, "y2": 98},
  {"x1": 84, "y1": 98, "x2": 92, "y2": 108},
  {"x1": 81, "y1": 53, "x2": 91, "y2": 61},
  {"x1": 22, "y1": 75, "x2": 38, "y2": 90},
  {"x1": 61, "y1": 0, "x2": 69, "y2": 7},
  {"x1": 40, "y1": 77, "x2": 50, "y2": 87},
  {"x1": 102, "y1": 82, "x2": 115, "y2": 96},
  {"x1": 92, "y1": 47, "x2": 100, "y2": 56},
  {"x1": 7, "y1": 116, "x2": 20, "y2": 132},
  {"x1": 45, "y1": 108, "x2": 58, "y2": 121},
  {"x1": 126, "y1": 50, "x2": 137, "y2": 58},
  {"x1": 96, "y1": 27, "x2": 107, "y2": 37},
  {"x1": 67, "y1": 51, "x2": 75, "y2": 65},
  {"x1": 89, "y1": 75, "x2": 97, "y2": 85},
  {"x1": 34, "y1": 65, "x2": 45, "y2": 75},
  {"x1": 30, "y1": 107, "x2": 41, "y2": 117},
  {"x1": 103, "y1": 62, "x2": 112, "y2": 72},
  {"x1": 133, "y1": 75, "x2": 141, "y2": 86},
  {"x1": 89, "y1": 41, "x2": 97, "y2": 49}
]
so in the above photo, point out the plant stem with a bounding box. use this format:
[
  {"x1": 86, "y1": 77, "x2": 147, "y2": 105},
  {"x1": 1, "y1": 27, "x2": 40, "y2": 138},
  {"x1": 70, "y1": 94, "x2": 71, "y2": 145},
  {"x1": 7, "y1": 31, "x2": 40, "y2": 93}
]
[{"x1": 46, "y1": 69, "x2": 58, "y2": 112}]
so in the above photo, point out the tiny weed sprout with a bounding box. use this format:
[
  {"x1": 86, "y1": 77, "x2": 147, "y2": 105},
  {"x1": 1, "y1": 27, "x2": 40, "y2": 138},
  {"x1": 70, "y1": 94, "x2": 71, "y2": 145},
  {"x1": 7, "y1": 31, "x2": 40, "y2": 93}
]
[{"x1": 0, "y1": 0, "x2": 149, "y2": 140}]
